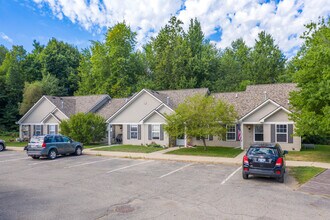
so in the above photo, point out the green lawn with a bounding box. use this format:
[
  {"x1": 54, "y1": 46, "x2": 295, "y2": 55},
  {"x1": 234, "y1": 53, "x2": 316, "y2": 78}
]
[
  {"x1": 289, "y1": 166, "x2": 326, "y2": 185},
  {"x1": 92, "y1": 145, "x2": 164, "y2": 153},
  {"x1": 286, "y1": 145, "x2": 330, "y2": 163},
  {"x1": 84, "y1": 143, "x2": 108, "y2": 149},
  {"x1": 166, "y1": 146, "x2": 243, "y2": 158},
  {"x1": 0, "y1": 135, "x2": 27, "y2": 147}
]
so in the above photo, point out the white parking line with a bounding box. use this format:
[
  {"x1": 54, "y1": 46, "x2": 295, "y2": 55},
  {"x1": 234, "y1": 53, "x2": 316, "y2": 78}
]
[
  {"x1": 107, "y1": 160, "x2": 153, "y2": 173},
  {"x1": 0, "y1": 154, "x2": 15, "y2": 157},
  {"x1": 66, "y1": 158, "x2": 115, "y2": 168},
  {"x1": 159, "y1": 163, "x2": 193, "y2": 179},
  {"x1": 221, "y1": 166, "x2": 242, "y2": 185},
  {"x1": 28, "y1": 159, "x2": 62, "y2": 166},
  {"x1": 0, "y1": 157, "x2": 29, "y2": 163}
]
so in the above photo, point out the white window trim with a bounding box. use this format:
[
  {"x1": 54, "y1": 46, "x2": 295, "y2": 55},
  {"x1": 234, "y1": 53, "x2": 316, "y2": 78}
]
[
  {"x1": 49, "y1": 125, "x2": 56, "y2": 135},
  {"x1": 130, "y1": 124, "x2": 138, "y2": 139},
  {"x1": 151, "y1": 124, "x2": 160, "y2": 140},
  {"x1": 226, "y1": 125, "x2": 236, "y2": 141},
  {"x1": 253, "y1": 124, "x2": 264, "y2": 142},
  {"x1": 34, "y1": 125, "x2": 42, "y2": 136},
  {"x1": 276, "y1": 124, "x2": 288, "y2": 143}
]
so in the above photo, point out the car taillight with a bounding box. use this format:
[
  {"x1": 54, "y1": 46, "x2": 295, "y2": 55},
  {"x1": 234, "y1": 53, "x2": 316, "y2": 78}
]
[
  {"x1": 244, "y1": 167, "x2": 249, "y2": 171},
  {"x1": 276, "y1": 170, "x2": 281, "y2": 174},
  {"x1": 276, "y1": 157, "x2": 283, "y2": 166},
  {"x1": 243, "y1": 155, "x2": 249, "y2": 164},
  {"x1": 42, "y1": 142, "x2": 46, "y2": 148}
]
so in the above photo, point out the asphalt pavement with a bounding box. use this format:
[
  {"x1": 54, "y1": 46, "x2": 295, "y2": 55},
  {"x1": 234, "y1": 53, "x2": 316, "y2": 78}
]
[{"x1": 0, "y1": 151, "x2": 329, "y2": 220}]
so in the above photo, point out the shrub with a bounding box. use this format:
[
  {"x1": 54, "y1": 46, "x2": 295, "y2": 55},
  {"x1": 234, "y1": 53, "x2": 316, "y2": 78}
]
[{"x1": 59, "y1": 113, "x2": 106, "y2": 144}]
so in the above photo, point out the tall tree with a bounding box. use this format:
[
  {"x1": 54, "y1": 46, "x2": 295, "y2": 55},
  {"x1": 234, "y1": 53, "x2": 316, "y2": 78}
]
[
  {"x1": 250, "y1": 31, "x2": 286, "y2": 84},
  {"x1": 215, "y1": 38, "x2": 251, "y2": 92},
  {"x1": 23, "y1": 40, "x2": 44, "y2": 82},
  {"x1": 19, "y1": 81, "x2": 44, "y2": 115},
  {"x1": 39, "y1": 38, "x2": 80, "y2": 95},
  {"x1": 0, "y1": 45, "x2": 8, "y2": 65},
  {"x1": 0, "y1": 46, "x2": 27, "y2": 130},
  {"x1": 290, "y1": 19, "x2": 330, "y2": 137},
  {"x1": 76, "y1": 22, "x2": 143, "y2": 97}
]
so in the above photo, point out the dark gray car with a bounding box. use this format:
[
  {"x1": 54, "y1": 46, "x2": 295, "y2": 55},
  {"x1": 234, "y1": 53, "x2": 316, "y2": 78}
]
[
  {"x1": 0, "y1": 139, "x2": 5, "y2": 151},
  {"x1": 26, "y1": 135, "x2": 83, "y2": 160}
]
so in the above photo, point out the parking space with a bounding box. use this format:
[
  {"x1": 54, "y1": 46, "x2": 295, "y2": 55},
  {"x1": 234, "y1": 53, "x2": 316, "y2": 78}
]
[{"x1": 0, "y1": 151, "x2": 330, "y2": 219}]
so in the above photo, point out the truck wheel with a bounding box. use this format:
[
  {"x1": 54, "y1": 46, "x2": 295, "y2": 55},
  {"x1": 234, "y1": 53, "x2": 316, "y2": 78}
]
[
  {"x1": 74, "y1": 146, "x2": 82, "y2": 156},
  {"x1": 242, "y1": 172, "x2": 249, "y2": 179}
]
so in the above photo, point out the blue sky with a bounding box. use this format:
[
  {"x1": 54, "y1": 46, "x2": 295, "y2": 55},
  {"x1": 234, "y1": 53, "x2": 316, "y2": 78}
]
[
  {"x1": 1, "y1": 0, "x2": 329, "y2": 57},
  {"x1": 0, "y1": 0, "x2": 100, "y2": 51}
]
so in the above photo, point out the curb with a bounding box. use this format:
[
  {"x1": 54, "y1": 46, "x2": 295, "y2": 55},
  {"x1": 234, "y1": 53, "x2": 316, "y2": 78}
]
[
  {"x1": 5, "y1": 147, "x2": 24, "y2": 152},
  {"x1": 83, "y1": 150, "x2": 242, "y2": 166}
]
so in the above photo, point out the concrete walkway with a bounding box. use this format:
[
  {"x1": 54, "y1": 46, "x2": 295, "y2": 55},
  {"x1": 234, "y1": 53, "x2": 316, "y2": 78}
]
[{"x1": 5, "y1": 146, "x2": 330, "y2": 169}]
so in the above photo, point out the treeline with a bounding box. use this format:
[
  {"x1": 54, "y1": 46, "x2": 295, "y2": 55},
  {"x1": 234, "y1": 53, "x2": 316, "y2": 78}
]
[{"x1": 0, "y1": 16, "x2": 313, "y2": 132}]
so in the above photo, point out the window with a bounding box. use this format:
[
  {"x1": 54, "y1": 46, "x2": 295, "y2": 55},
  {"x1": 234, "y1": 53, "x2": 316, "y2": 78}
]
[
  {"x1": 276, "y1": 124, "x2": 287, "y2": 142},
  {"x1": 34, "y1": 125, "x2": 42, "y2": 136},
  {"x1": 130, "y1": 125, "x2": 138, "y2": 139},
  {"x1": 226, "y1": 125, "x2": 236, "y2": 141},
  {"x1": 62, "y1": 136, "x2": 70, "y2": 143},
  {"x1": 55, "y1": 135, "x2": 63, "y2": 142},
  {"x1": 151, "y1": 125, "x2": 160, "y2": 139},
  {"x1": 254, "y1": 125, "x2": 264, "y2": 142},
  {"x1": 49, "y1": 125, "x2": 56, "y2": 135}
]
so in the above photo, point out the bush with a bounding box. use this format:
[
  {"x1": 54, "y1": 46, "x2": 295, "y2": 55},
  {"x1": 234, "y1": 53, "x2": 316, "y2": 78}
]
[
  {"x1": 147, "y1": 142, "x2": 165, "y2": 148},
  {"x1": 59, "y1": 113, "x2": 106, "y2": 144}
]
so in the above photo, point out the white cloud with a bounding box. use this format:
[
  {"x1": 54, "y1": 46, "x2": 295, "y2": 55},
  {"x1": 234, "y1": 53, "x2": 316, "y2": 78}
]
[
  {"x1": 0, "y1": 32, "x2": 14, "y2": 44},
  {"x1": 32, "y1": 0, "x2": 330, "y2": 57}
]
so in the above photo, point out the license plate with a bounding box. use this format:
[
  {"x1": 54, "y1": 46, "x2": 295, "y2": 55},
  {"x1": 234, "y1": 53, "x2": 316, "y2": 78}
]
[{"x1": 258, "y1": 158, "x2": 266, "y2": 162}]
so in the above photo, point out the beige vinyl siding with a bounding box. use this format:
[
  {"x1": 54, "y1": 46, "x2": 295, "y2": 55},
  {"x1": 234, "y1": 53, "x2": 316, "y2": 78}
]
[
  {"x1": 157, "y1": 105, "x2": 173, "y2": 115},
  {"x1": 144, "y1": 112, "x2": 166, "y2": 124},
  {"x1": 43, "y1": 115, "x2": 58, "y2": 124},
  {"x1": 243, "y1": 102, "x2": 277, "y2": 122},
  {"x1": 53, "y1": 109, "x2": 68, "y2": 120},
  {"x1": 264, "y1": 109, "x2": 289, "y2": 122},
  {"x1": 111, "y1": 92, "x2": 162, "y2": 124},
  {"x1": 21, "y1": 99, "x2": 55, "y2": 123}
]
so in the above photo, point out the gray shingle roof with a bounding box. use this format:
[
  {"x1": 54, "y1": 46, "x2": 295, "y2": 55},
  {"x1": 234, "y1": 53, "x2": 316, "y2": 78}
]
[
  {"x1": 45, "y1": 95, "x2": 109, "y2": 117},
  {"x1": 95, "y1": 98, "x2": 127, "y2": 119},
  {"x1": 213, "y1": 83, "x2": 297, "y2": 118},
  {"x1": 148, "y1": 88, "x2": 209, "y2": 108}
]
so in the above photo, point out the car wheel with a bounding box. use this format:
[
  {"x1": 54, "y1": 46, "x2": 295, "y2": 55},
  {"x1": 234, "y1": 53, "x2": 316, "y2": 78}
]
[
  {"x1": 277, "y1": 175, "x2": 284, "y2": 183},
  {"x1": 242, "y1": 172, "x2": 249, "y2": 179},
  {"x1": 0, "y1": 144, "x2": 4, "y2": 152},
  {"x1": 48, "y1": 149, "x2": 57, "y2": 160},
  {"x1": 31, "y1": 156, "x2": 40, "y2": 159},
  {"x1": 75, "y1": 146, "x2": 82, "y2": 156}
]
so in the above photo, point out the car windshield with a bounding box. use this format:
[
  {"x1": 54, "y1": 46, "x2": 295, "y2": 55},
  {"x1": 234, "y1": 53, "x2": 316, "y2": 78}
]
[
  {"x1": 30, "y1": 137, "x2": 44, "y2": 143},
  {"x1": 248, "y1": 147, "x2": 278, "y2": 156}
]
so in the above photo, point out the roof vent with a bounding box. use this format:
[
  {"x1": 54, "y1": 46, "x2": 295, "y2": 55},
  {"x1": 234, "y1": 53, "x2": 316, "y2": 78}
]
[
  {"x1": 235, "y1": 93, "x2": 238, "y2": 98},
  {"x1": 125, "y1": 98, "x2": 128, "y2": 103},
  {"x1": 264, "y1": 91, "x2": 267, "y2": 100},
  {"x1": 60, "y1": 98, "x2": 64, "y2": 109},
  {"x1": 287, "y1": 100, "x2": 290, "y2": 104},
  {"x1": 166, "y1": 97, "x2": 170, "y2": 105}
]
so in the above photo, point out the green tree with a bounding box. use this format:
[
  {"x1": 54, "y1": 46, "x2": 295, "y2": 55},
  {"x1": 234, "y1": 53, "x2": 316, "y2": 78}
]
[
  {"x1": 164, "y1": 94, "x2": 237, "y2": 150},
  {"x1": 41, "y1": 73, "x2": 67, "y2": 96},
  {"x1": 214, "y1": 38, "x2": 251, "y2": 92},
  {"x1": 23, "y1": 40, "x2": 44, "y2": 82},
  {"x1": 59, "y1": 113, "x2": 106, "y2": 144},
  {"x1": 76, "y1": 22, "x2": 143, "y2": 97},
  {"x1": 290, "y1": 19, "x2": 330, "y2": 137},
  {"x1": 0, "y1": 45, "x2": 8, "y2": 65},
  {"x1": 0, "y1": 46, "x2": 27, "y2": 130},
  {"x1": 19, "y1": 81, "x2": 44, "y2": 115},
  {"x1": 39, "y1": 38, "x2": 80, "y2": 95},
  {"x1": 250, "y1": 31, "x2": 286, "y2": 84}
]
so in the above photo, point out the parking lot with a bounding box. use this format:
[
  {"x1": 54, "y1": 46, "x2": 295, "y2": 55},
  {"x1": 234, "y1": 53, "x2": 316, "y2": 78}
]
[{"x1": 1, "y1": 151, "x2": 329, "y2": 220}]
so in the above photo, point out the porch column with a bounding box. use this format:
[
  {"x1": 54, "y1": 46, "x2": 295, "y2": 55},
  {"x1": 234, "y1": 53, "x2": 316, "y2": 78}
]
[
  {"x1": 240, "y1": 123, "x2": 244, "y2": 150},
  {"x1": 19, "y1": 125, "x2": 22, "y2": 139},
  {"x1": 108, "y1": 124, "x2": 111, "y2": 146},
  {"x1": 184, "y1": 123, "x2": 187, "y2": 147}
]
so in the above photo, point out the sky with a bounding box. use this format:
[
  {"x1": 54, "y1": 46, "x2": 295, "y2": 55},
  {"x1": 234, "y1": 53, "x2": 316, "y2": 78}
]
[{"x1": 0, "y1": 0, "x2": 330, "y2": 58}]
